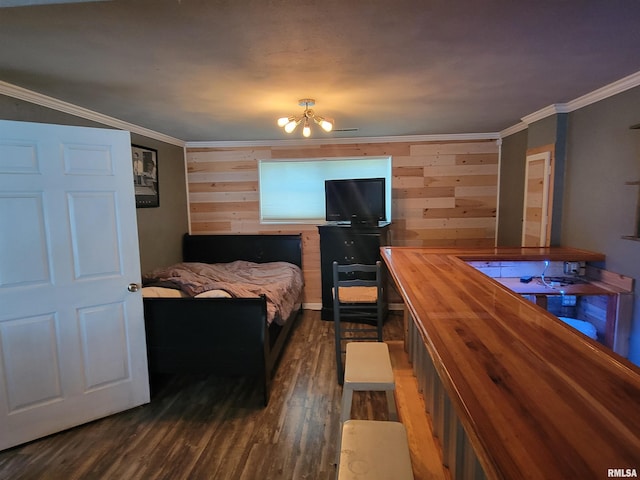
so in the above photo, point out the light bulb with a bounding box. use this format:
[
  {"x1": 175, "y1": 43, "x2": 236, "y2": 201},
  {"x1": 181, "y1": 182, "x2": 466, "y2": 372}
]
[
  {"x1": 319, "y1": 119, "x2": 333, "y2": 132},
  {"x1": 284, "y1": 119, "x2": 298, "y2": 133},
  {"x1": 302, "y1": 120, "x2": 311, "y2": 137},
  {"x1": 314, "y1": 115, "x2": 333, "y2": 132},
  {"x1": 277, "y1": 116, "x2": 291, "y2": 127}
]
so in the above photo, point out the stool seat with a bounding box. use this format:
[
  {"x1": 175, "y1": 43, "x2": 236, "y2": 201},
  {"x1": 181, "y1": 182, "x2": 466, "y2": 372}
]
[
  {"x1": 341, "y1": 342, "x2": 397, "y2": 422},
  {"x1": 338, "y1": 420, "x2": 414, "y2": 480},
  {"x1": 344, "y1": 341, "x2": 395, "y2": 386}
]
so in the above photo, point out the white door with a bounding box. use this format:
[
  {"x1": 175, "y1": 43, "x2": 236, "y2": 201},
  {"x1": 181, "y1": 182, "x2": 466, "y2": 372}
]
[
  {"x1": 0, "y1": 120, "x2": 150, "y2": 450},
  {"x1": 522, "y1": 151, "x2": 553, "y2": 247}
]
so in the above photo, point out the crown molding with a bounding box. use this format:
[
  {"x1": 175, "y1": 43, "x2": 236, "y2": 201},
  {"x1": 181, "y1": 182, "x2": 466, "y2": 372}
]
[
  {"x1": 3, "y1": 69, "x2": 639, "y2": 146},
  {"x1": 520, "y1": 103, "x2": 572, "y2": 125},
  {"x1": 517, "y1": 70, "x2": 640, "y2": 128},
  {"x1": 567, "y1": 70, "x2": 640, "y2": 111},
  {"x1": 500, "y1": 121, "x2": 528, "y2": 138},
  {"x1": 0, "y1": 80, "x2": 499, "y2": 147},
  {"x1": 185, "y1": 132, "x2": 500, "y2": 149},
  {"x1": 0, "y1": 80, "x2": 185, "y2": 147}
]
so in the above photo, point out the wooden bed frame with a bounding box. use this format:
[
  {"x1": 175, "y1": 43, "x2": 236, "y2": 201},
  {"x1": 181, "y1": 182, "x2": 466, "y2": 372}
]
[{"x1": 143, "y1": 233, "x2": 303, "y2": 405}]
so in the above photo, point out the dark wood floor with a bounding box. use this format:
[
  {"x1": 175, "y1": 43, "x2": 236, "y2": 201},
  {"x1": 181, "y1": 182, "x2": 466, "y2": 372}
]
[{"x1": 0, "y1": 310, "x2": 404, "y2": 480}]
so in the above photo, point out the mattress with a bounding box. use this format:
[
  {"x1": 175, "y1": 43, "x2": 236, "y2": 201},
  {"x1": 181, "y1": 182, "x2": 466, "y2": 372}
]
[{"x1": 142, "y1": 260, "x2": 304, "y2": 325}]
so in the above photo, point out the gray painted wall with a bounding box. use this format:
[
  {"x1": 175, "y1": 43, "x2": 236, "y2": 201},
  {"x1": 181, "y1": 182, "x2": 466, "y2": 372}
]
[
  {"x1": 527, "y1": 115, "x2": 557, "y2": 148},
  {"x1": 130, "y1": 136, "x2": 188, "y2": 273},
  {"x1": 0, "y1": 95, "x2": 188, "y2": 273},
  {"x1": 499, "y1": 87, "x2": 640, "y2": 366},
  {"x1": 527, "y1": 114, "x2": 567, "y2": 246},
  {"x1": 498, "y1": 129, "x2": 527, "y2": 246},
  {"x1": 563, "y1": 86, "x2": 640, "y2": 365},
  {"x1": 551, "y1": 114, "x2": 568, "y2": 247}
]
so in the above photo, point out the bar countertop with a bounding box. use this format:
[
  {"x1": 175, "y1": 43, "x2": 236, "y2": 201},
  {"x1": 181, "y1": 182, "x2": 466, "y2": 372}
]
[{"x1": 381, "y1": 246, "x2": 640, "y2": 479}]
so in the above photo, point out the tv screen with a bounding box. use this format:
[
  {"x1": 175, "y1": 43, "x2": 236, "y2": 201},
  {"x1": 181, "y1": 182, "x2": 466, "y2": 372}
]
[{"x1": 325, "y1": 177, "x2": 386, "y2": 223}]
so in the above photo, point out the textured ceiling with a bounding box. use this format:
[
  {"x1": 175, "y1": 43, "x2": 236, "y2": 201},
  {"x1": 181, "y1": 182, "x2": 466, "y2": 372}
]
[{"x1": 1, "y1": 0, "x2": 639, "y2": 142}]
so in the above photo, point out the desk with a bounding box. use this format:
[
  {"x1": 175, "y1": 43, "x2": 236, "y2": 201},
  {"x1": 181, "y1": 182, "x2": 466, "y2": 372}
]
[
  {"x1": 489, "y1": 266, "x2": 633, "y2": 355},
  {"x1": 382, "y1": 246, "x2": 640, "y2": 479},
  {"x1": 495, "y1": 276, "x2": 620, "y2": 295}
]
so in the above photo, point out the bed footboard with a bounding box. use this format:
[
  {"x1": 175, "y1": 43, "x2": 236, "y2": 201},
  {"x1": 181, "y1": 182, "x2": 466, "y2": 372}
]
[
  {"x1": 143, "y1": 232, "x2": 303, "y2": 406},
  {"x1": 144, "y1": 296, "x2": 271, "y2": 401}
]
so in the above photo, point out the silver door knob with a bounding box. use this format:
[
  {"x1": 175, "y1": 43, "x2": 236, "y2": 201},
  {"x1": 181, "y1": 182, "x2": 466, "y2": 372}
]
[{"x1": 128, "y1": 283, "x2": 141, "y2": 292}]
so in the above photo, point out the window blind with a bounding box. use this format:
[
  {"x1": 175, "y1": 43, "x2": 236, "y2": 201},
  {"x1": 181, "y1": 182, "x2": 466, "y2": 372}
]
[{"x1": 259, "y1": 156, "x2": 392, "y2": 223}]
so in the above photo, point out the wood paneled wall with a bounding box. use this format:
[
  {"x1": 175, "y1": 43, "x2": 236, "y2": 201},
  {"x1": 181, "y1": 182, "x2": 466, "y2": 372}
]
[{"x1": 186, "y1": 139, "x2": 499, "y2": 305}]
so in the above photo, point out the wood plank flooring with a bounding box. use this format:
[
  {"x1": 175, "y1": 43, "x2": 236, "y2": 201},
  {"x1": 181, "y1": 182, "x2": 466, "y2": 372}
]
[
  {"x1": 388, "y1": 341, "x2": 449, "y2": 480},
  {"x1": 0, "y1": 310, "x2": 445, "y2": 480},
  {"x1": 0, "y1": 310, "x2": 448, "y2": 480}
]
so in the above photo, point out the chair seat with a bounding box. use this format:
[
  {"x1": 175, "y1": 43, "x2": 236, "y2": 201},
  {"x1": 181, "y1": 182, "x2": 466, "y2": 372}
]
[{"x1": 333, "y1": 285, "x2": 378, "y2": 303}]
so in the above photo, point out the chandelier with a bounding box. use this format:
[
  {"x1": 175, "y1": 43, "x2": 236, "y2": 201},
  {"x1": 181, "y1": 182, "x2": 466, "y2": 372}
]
[{"x1": 277, "y1": 99, "x2": 333, "y2": 137}]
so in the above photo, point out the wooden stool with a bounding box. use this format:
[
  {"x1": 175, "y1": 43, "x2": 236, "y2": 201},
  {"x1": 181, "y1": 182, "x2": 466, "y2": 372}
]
[
  {"x1": 341, "y1": 342, "x2": 397, "y2": 422},
  {"x1": 337, "y1": 420, "x2": 414, "y2": 480}
]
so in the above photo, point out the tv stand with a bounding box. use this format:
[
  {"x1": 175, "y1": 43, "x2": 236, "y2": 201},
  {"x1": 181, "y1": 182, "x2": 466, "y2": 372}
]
[{"x1": 318, "y1": 223, "x2": 390, "y2": 320}]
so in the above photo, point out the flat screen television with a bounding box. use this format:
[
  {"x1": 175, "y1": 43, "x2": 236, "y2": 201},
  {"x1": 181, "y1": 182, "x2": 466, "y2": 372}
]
[{"x1": 325, "y1": 177, "x2": 386, "y2": 224}]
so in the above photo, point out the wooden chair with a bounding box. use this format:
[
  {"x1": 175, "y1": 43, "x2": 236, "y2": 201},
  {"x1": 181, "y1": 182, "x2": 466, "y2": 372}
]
[{"x1": 332, "y1": 260, "x2": 387, "y2": 384}]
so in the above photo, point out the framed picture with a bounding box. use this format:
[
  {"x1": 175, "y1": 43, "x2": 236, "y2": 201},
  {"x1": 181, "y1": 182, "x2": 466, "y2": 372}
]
[{"x1": 132, "y1": 144, "x2": 159, "y2": 208}]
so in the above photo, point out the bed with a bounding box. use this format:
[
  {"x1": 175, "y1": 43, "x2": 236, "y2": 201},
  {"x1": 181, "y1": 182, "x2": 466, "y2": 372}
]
[{"x1": 142, "y1": 233, "x2": 304, "y2": 405}]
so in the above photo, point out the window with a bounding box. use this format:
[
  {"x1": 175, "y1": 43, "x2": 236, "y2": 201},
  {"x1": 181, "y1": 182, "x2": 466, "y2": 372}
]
[{"x1": 258, "y1": 156, "x2": 392, "y2": 223}]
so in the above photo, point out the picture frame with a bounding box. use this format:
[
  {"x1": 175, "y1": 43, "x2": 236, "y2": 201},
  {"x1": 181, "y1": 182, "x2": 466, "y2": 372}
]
[{"x1": 132, "y1": 144, "x2": 159, "y2": 208}]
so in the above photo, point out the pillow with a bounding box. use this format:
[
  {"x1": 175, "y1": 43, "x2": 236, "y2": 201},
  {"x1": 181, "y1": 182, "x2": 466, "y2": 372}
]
[
  {"x1": 194, "y1": 289, "x2": 232, "y2": 298},
  {"x1": 142, "y1": 286, "x2": 189, "y2": 298}
]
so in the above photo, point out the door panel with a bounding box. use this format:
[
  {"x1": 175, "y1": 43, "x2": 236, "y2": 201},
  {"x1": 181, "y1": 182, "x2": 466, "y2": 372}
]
[
  {"x1": 68, "y1": 191, "x2": 121, "y2": 277},
  {"x1": 0, "y1": 140, "x2": 39, "y2": 174},
  {"x1": 0, "y1": 193, "x2": 50, "y2": 287},
  {"x1": 1, "y1": 314, "x2": 62, "y2": 412},
  {"x1": 522, "y1": 151, "x2": 553, "y2": 247},
  {"x1": 0, "y1": 120, "x2": 149, "y2": 450},
  {"x1": 79, "y1": 302, "x2": 129, "y2": 390}
]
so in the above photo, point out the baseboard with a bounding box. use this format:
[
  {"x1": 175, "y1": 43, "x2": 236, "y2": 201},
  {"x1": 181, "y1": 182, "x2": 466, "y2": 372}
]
[{"x1": 303, "y1": 303, "x2": 323, "y2": 311}]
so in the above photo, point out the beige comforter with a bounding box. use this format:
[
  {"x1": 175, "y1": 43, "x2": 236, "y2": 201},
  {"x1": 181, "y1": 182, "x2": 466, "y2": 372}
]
[{"x1": 142, "y1": 261, "x2": 304, "y2": 325}]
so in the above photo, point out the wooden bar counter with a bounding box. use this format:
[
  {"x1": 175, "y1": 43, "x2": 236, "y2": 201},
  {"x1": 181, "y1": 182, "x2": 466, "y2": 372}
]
[{"x1": 381, "y1": 246, "x2": 640, "y2": 479}]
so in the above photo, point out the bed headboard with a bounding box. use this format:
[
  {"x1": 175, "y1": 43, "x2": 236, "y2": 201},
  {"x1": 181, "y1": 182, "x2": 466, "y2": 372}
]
[{"x1": 182, "y1": 233, "x2": 303, "y2": 267}]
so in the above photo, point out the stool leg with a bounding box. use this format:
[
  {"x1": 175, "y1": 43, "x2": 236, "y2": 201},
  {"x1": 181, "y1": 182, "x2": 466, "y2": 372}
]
[
  {"x1": 335, "y1": 420, "x2": 343, "y2": 470},
  {"x1": 386, "y1": 389, "x2": 398, "y2": 421},
  {"x1": 340, "y1": 387, "x2": 354, "y2": 423},
  {"x1": 336, "y1": 386, "x2": 353, "y2": 469}
]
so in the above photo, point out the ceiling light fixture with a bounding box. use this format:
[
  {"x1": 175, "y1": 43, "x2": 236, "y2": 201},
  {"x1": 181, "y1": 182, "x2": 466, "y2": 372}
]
[{"x1": 277, "y1": 99, "x2": 333, "y2": 137}]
